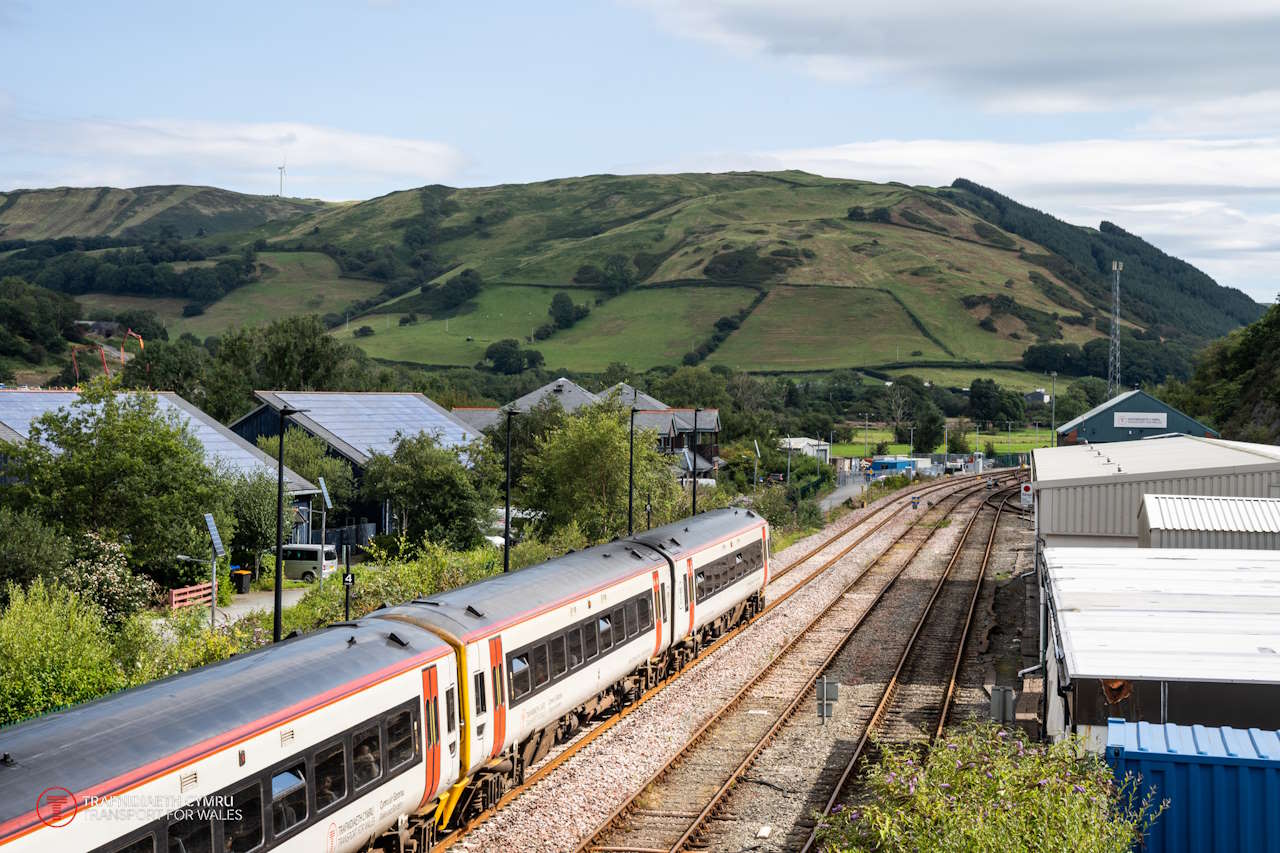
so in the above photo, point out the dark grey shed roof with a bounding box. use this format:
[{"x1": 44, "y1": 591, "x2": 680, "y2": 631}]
[
  {"x1": 0, "y1": 619, "x2": 448, "y2": 834},
  {"x1": 632, "y1": 410, "x2": 678, "y2": 437},
  {"x1": 0, "y1": 390, "x2": 317, "y2": 494},
  {"x1": 604, "y1": 382, "x2": 669, "y2": 410},
  {"x1": 506, "y1": 377, "x2": 599, "y2": 414},
  {"x1": 451, "y1": 406, "x2": 502, "y2": 432},
  {"x1": 250, "y1": 391, "x2": 480, "y2": 466}
]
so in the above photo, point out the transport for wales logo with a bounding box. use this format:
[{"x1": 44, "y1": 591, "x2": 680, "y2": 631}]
[{"x1": 36, "y1": 787, "x2": 77, "y2": 828}]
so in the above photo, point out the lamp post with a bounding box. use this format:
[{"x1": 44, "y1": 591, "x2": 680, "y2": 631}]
[
  {"x1": 785, "y1": 433, "x2": 792, "y2": 486},
  {"x1": 691, "y1": 407, "x2": 702, "y2": 516},
  {"x1": 1049, "y1": 371, "x2": 1058, "y2": 447},
  {"x1": 628, "y1": 398, "x2": 636, "y2": 536},
  {"x1": 504, "y1": 409, "x2": 519, "y2": 573},
  {"x1": 274, "y1": 405, "x2": 306, "y2": 643}
]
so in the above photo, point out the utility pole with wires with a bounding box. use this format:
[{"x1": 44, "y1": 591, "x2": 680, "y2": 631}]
[{"x1": 1107, "y1": 260, "x2": 1123, "y2": 397}]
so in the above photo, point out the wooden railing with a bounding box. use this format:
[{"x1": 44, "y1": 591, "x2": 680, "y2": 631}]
[{"x1": 168, "y1": 582, "x2": 213, "y2": 609}]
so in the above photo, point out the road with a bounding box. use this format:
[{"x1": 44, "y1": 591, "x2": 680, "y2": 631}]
[
  {"x1": 819, "y1": 478, "x2": 867, "y2": 512},
  {"x1": 214, "y1": 587, "x2": 308, "y2": 624}
]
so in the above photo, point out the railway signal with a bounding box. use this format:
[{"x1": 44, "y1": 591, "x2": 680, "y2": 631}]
[{"x1": 817, "y1": 674, "x2": 838, "y2": 724}]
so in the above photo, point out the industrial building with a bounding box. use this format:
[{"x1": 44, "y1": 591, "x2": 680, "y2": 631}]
[
  {"x1": 1055, "y1": 388, "x2": 1217, "y2": 445},
  {"x1": 1041, "y1": 547, "x2": 1280, "y2": 749},
  {"x1": 1030, "y1": 435, "x2": 1280, "y2": 547},
  {"x1": 779, "y1": 436, "x2": 831, "y2": 463},
  {"x1": 1139, "y1": 493, "x2": 1280, "y2": 549}
]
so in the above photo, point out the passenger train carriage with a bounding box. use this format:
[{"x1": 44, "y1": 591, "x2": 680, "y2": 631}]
[{"x1": 0, "y1": 508, "x2": 767, "y2": 852}]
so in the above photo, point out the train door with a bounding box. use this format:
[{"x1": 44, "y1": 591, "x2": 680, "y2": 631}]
[
  {"x1": 651, "y1": 569, "x2": 664, "y2": 657},
  {"x1": 419, "y1": 663, "x2": 444, "y2": 808},
  {"x1": 486, "y1": 636, "x2": 507, "y2": 759},
  {"x1": 469, "y1": 640, "x2": 492, "y2": 764},
  {"x1": 683, "y1": 557, "x2": 695, "y2": 638}
]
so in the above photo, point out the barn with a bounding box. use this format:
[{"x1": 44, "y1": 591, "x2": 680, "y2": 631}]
[{"x1": 1055, "y1": 388, "x2": 1217, "y2": 445}]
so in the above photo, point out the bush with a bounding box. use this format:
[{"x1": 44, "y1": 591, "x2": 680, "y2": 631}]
[
  {"x1": 0, "y1": 506, "x2": 70, "y2": 596},
  {"x1": 0, "y1": 579, "x2": 124, "y2": 726},
  {"x1": 796, "y1": 499, "x2": 824, "y2": 529},
  {"x1": 354, "y1": 325, "x2": 375, "y2": 338},
  {"x1": 181, "y1": 302, "x2": 206, "y2": 317},
  {"x1": 55, "y1": 533, "x2": 158, "y2": 625},
  {"x1": 817, "y1": 721, "x2": 1163, "y2": 852},
  {"x1": 752, "y1": 486, "x2": 795, "y2": 531}
]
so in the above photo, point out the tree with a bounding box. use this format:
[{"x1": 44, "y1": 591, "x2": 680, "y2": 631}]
[
  {"x1": 914, "y1": 400, "x2": 946, "y2": 453},
  {"x1": 602, "y1": 254, "x2": 637, "y2": 295},
  {"x1": 651, "y1": 366, "x2": 732, "y2": 410},
  {"x1": 550, "y1": 292, "x2": 576, "y2": 329},
  {"x1": 438, "y1": 268, "x2": 483, "y2": 308},
  {"x1": 255, "y1": 427, "x2": 356, "y2": 512},
  {"x1": 522, "y1": 403, "x2": 683, "y2": 542},
  {"x1": 0, "y1": 378, "x2": 233, "y2": 586},
  {"x1": 363, "y1": 433, "x2": 485, "y2": 549},
  {"x1": 0, "y1": 507, "x2": 70, "y2": 598},
  {"x1": 227, "y1": 472, "x2": 280, "y2": 569},
  {"x1": 120, "y1": 337, "x2": 210, "y2": 404},
  {"x1": 483, "y1": 339, "x2": 540, "y2": 374},
  {"x1": 968, "y1": 378, "x2": 1001, "y2": 422},
  {"x1": 483, "y1": 399, "x2": 566, "y2": 494}
]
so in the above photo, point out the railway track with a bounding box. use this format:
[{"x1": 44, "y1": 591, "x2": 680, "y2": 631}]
[
  {"x1": 794, "y1": 488, "x2": 1017, "y2": 853},
  {"x1": 573, "y1": 477, "x2": 1017, "y2": 853},
  {"x1": 434, "y1": 471, "x2": 1009, "y2": 852}
]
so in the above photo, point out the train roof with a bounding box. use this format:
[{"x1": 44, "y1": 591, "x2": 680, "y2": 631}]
[
  {"x1": 388, "y1": 509, "x2": 764, "y2": 642},
  {"x1": 629, "y1": 507, "x2": 766, "y2": 562},
  {"x1": 0, "y1": 619, "x2": 449, "y2": 835}
]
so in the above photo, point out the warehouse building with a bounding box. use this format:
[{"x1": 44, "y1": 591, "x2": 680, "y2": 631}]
[
  {"x1": 1139, "y1": 493, "x2": 1280, "y2": 549},
  {"x1": 1031, "y1": 435, "x2": 1280, "y2": 548},
  {"x1": 1041, "y1": 547, "x2": 1280, "y2": 749},
  {"x1": 1055, "y1": 388, "x2": 1217, "y2": 445}
]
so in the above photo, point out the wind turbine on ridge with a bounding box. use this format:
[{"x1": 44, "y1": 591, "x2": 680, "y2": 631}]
[{"x1": 277, "y1": 155, "x2": 286, "y2": 197}]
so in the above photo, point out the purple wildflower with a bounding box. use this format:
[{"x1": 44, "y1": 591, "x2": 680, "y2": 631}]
[
  {"x1": 1036, "y1": 778, "x2": 1049, "y2": 788},
  {"x1": 939, "y1": 783, "x2": 951, "y2": 790},
  {"x1": 1074, "y1": 785, "x2": 1086, "y2": 794}
]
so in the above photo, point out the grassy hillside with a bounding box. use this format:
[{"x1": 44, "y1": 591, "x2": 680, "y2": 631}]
[
  {"x1": 4, "y1": 171, "x2": 1259, "y2": 388},
  {"x1": 0, "y1": 185, "x2": 327, "y2": 241}
]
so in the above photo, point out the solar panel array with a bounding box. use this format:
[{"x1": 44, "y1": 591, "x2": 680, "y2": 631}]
[
  {"x1": 0, "y1": 391, "x2": 316, "y2": 493},
  {"x1": 272, "y1": 392, "x2": 478, "y2": 463}
]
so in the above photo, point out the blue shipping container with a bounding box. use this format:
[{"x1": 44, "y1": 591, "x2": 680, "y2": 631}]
[{"x1": 1105, "y1": 718, "x2": 1280, "y2": 852}]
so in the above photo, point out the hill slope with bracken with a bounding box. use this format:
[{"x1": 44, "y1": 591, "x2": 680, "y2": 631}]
[{"x1": 1, "y1": 172, "x2": 1261, "y2": 381}]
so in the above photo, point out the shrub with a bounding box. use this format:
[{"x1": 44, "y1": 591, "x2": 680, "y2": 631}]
[
  {"x1": 796, "y1": 499, "x2": 824, "y2": 529},
  {"x1": 56, "y1": 533, "x2": 158, "y2": 625},
  {"x1": 182, "y1": 302, "x2": 206, "y2": 317},
  {"x1": 752, "y1": 486, "x2": 795, "y2": 532},
  {"x1": 817, "y1": 721, "x2": 1163, "y2": 853},
  {"x1": 0, "y1": 579, "x2": 124, "y2": 726},
  {"x1": 0, "y1": 506, "x2": 70, "y2": 596},
  {"x1": 354, "y1": 325, "x2": 375, "y2": 338},
  {"x1": 847, "y1": 206, "x2": 868, "y2": 221}
]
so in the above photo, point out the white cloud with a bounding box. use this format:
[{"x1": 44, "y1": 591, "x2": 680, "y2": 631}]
[
  {"x1": 0, "y1": 116, "x2": 465, "y2": 200},
  {"x1": 634, "y1": 0, "x2": 1280, "y2": 127}
]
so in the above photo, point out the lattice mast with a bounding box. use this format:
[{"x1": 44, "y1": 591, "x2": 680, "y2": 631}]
[{"x1": 1107, "y1": 260, "x2": 1123, "y2": 397}]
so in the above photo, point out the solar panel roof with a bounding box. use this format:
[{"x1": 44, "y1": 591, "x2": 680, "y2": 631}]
[
  {"x1": 254, "y1": 391, "x2": 480, "y2": 466},
  {"x1": 0, "y1": 390, "x2": 317, "y2": 494}
]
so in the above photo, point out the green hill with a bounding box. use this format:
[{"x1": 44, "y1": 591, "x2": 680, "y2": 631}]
[
  {"x1": 1, "y1": 172, "x2": 1261, "y2": 383},
  {"x1": 0, "y1": 185, "x2": 328, "y2": 241}
]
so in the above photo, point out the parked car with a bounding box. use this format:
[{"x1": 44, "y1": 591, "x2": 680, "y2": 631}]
[{"x1": 266, "y1": 544, "x2": 338, "y2": 583}]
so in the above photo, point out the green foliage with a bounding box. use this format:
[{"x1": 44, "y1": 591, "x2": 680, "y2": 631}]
[
  {"x1": 0, "y1": 275, "x2": 81, "y2": 362},
  {"x1": 483, "y1": 399, "x2": 566, "y2": 494},
  {"x1": 434, "y1": 268, "x2": 483, "y2": 309},
  {"x1": 255, "y1": 427, "x2": 356, "y2": 512},
  {"x1": 521, "y1": 402, "x2": 683, "y2": 542},
  {"x1": 227, "y1": 472, "x2": 279, "y2": 568},
  {"x1": 703, "y1": 246, "x2": 800, "y2": 282},
  {"x1": 817, "y1": 721, "x2": 1163, "y2": 853},
  {"x1": 0, "y1": 378, "x2": 234, "y2": 586},
  {"x1": 55, "y1": 533, "x2": 158, "y2": 625},
  {"x1": 0, "y1": 579, "x2": 125, "y2": 726},
  {"x1": 0, "y1": 506, "x2": 71, "y2": 595},
  {"x1": 483, "y1": 338, "x2": 544, "y2": 374},
  {"x1": 899, "y1": 209, "x2": 947, "y2": 234},
  {"x1": 354, "y1": 325, "x2": 375, "y2": 337},
  {"x1": 507, "y1": 521, "x2": 590, "y2": 570},
  {"x1": 573, "y1": 264, "x2": 603, "y2": 284},
  {"x1": 363, "y1": 433, "x2": 486, "y2": 549},
  {"x1": 914, "y1": 400, "x2": 946, "y2": 453},
  {"x1": 971, "y1": 220, "x2": 1017, "y2": 249},
  {"x1": 602, "y1": 254, "x2": 637, "y2": 294}
]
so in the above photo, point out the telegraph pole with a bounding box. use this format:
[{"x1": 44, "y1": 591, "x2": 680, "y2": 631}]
[
  {"x1": 1050, "y1": 371, "x2": 1058, "y2": 447},
  {"x1": 504, "y1": 409, "x2": 519, "y2": 573},
  {"x1": 628, "y1": 401, "x2": 636, "y2": 535},
  {"x1": 1108, "y1": 261, "x2": 1123, "y2": 397}
]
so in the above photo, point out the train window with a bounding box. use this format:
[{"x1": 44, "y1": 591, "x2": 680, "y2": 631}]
[
  {"x1": 583, "y1": 620, "x2": 598, "y2": 658},
  {"x1": 549, "y1": 634, "x2": 567, "y2": 677},
  {"x1": 104, "y1": 837, "x2": 154, "y2": 853},
  {"x1": 638, "y1": 595, "x2": 652, "y2": 631},
  {"x1": 611, "y1": 607, "x2": 626, "y2": 645},
  {"x1": 473, "y1": 671, "x2": 487, "y2": 714},
  {"x1": 313, "y1": 744, "x2": 346, "y2": 814},
  {"x1": 511, "y1": 654, "x2": 531, "y2": 699},
  {"x1": 566, "y1": 627, "x2": 583, "y2": 668},
  {"x1": 168, "y1": 812, "x2": 212, "y2": 853},
  {"x1": 531, "y1": 644, "x2": 549, "y2": 687},
  {"x1": 270, "y1": 762, "x2": 308, "y2": 836},
  {"x1": 445, "y1": 686, "x2": 456, "y2": 733},
  {"x1": 492, "y1": 665, "x2": 504, "y2": 706},
  {"x1": 596, "y1": 615, "x2": 612, "y2": 651},
  {"x1": 625, "y1": 600, "x2": 638, "y2": 638},
  {"x1": 695, "y1": 572, "x2": 706, "y2": 602},
  {"x1": 353, "y1": 726, "x2": 383, "y2": 789},
  {"x1": 223, "y1": 780, "x2": 264, "y2": 852},
  {"x1": 387, "y1": 710, "x2": 417, "y2": 770}
]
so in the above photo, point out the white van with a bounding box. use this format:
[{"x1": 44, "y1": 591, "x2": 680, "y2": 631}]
[{"x1": 273, "y1": 544, "x2": 338, "y2": 583}]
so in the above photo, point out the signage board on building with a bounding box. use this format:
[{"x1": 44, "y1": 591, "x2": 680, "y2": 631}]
[{"x1": 1113, "y1": 412, "x2": 1167, "y2": 429}]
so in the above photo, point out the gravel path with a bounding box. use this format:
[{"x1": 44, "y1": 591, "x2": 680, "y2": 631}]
[{"x1": 454, "y1": 477, "x2": 987, "y2": 853}]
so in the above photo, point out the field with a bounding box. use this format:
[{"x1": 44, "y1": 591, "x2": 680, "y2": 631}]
[
  {"x1": 706, "y1": 286, "x2": 950, "y2": 371},
  {"x1": 832, "y1": 423, "x2": 1053, "y2": 457},
  {"x1": 885, "y1": 366, "x2": 1053, "y2": 393},
  {"x1": 339, "y1": 284, "x2": 758, "y2": 371},
  {"x1": 77, "y1": 252, "x2": 382, "y2": 338}
]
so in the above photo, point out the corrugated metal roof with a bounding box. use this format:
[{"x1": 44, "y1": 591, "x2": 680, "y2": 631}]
[
  {"x1": 255, "y1": 391, "x2": 479, "y2": 466},
  {"x1": 1044, "y1": 547, "x2": 1280, "y2": 684},
  {"x1": 1106, "y1": 718, "x2": 1280, "y2": 763},
  {"x1": 0, "y1": 390, "x2": 317, "y2": 494},
  {"x1": 1142, "y1": 494, "x2": 1280, "y2": 534},
  {"x1": 1056, "y1": 388, "x2": 1142, "y2": 433},
  {"x1": 1032, "y1": 435, "x2": 1280, "y2": 487}
]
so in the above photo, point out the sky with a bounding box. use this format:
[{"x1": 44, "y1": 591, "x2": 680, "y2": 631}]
[{"x1": 2, "y1": 0, "x2": 1279, "y2": 301}]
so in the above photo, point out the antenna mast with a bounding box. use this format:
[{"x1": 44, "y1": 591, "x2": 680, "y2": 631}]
[{"x1": 1107, "y1": 260, "x2": 1122, "y2": 397}]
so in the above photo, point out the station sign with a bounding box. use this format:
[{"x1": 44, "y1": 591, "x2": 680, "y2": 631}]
[{"x1": 1114, "y1": 412, "x2": 1167, "y2": 429}]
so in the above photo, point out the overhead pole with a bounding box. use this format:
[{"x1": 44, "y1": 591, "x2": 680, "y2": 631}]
[
  {"x1": 1107, "y1": 260, "x2": 1123, "y2": 397},
  {"x1": 504, "y1": 409, "x2": 519, "y2": 572},
  {"x1": 273, "y1": 405, "x2": 306, "y2": 643},
  {"x1": 1050, "y1": 371, "x2": 1058, "y2": 447},
  {"x1": 628, "y1": 392, "x2": 636, "y2": 536}
]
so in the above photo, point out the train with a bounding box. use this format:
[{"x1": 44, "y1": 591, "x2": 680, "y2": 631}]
[{"x1": 0, "y1": 508, "x2": 769, "y2": 853}]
